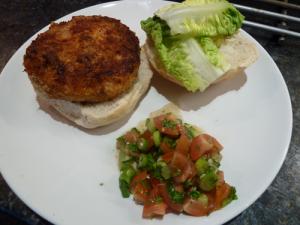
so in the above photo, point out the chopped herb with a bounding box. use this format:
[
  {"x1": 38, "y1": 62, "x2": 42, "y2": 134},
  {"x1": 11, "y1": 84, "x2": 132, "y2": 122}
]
[
  {"x1": 222, "y1": 187, "x2": 238, "y2": 207},
  {"x1": 184, "y1": 179, "x2": 193, "y2": 189},
  {"x1": 127, "y1": 143, "x2": 138, "y2": 152},
  {"x1": 183, "y1": 124, "x2": 196, "y2": 139},
  {"x1": 130, "y1": 128, "x2": 140, "y2": 134},
  {"x1": 189, "y1": 187, "x2": 201, "y2": 199},
  {"x1": 154, "y1": 196, "x2": 163, "y2": 203},
  {"x1": 167, "y1": 183, "x2": 184, "y2": 204},
  {"x1": 116, "y1": 136, "x2": 126, "y2": 149},
  {"x1": 162, "y1": 119, "x2": 177, "y2": 128},
  {"x1": 163, "y1": 137, "x2": 176, "y2": 149}
]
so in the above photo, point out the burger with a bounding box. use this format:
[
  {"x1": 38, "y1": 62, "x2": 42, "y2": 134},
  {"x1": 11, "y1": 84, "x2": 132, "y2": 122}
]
[
  {"x1": 24, "y1": 16, "x2": 153, "y2": 128},
  {"x1": 141, "y1": 0, "x2": 258, "y2": 92}
]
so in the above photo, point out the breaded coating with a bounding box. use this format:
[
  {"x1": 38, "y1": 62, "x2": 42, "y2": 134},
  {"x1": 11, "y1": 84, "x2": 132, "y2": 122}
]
[{"x1": 24, "y1": 16, "x2": 140, "y2": 103}]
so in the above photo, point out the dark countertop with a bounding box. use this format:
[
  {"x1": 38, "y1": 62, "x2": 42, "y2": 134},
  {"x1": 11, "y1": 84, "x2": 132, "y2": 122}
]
[{"x1": 0, "y1": 0, "x2": 299, "y2": 225}]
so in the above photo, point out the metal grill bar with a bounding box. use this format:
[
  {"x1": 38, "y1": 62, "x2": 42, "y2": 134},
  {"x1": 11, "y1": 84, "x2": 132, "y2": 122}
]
[
  {"x1": 234, "y1": 4, "x2": 300, "y2": 23},
  {"x1": 244, "y1": 20, "x2": 300, "y2": 38},
  {"x1": 256, "y1": 0, "x2": 300, "y2": 10}
]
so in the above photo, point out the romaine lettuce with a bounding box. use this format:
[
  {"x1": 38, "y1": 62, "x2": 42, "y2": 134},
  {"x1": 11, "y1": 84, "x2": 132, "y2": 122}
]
[
  {"x1": 141, "y1": 0, "x2": 243, "y2": 91},
  {"x1": 155, "y1": 0, "x2": 244, "y2": 36}
]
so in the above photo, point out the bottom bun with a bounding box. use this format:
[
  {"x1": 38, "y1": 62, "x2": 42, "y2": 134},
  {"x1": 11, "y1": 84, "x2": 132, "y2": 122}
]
[
  {"x1": 144, "y1": 31, "x2": 258, "y2": 90},
  {"x1": 38, "y1": 49, "x2": 153, "y2": 129}
]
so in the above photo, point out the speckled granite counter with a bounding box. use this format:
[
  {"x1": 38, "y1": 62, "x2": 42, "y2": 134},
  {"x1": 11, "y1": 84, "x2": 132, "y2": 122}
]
[{"x1": 0, "y1": 0, "x2": 299, "y2": 224}]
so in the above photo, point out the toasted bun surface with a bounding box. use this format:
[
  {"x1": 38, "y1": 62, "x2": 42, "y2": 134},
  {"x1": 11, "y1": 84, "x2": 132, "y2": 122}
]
[
  {"x1": 24, "y1": 16, "x2": 140, "y2": 103},
  {"x1": 144, "y1": 31, "x2": 259, "y2": 90},
  {"x1": 38, "y1": 50, "x2": 152, "y2": 129}
]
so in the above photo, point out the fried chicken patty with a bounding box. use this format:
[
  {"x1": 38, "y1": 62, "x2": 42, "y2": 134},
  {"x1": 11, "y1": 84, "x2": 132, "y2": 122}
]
[{"x1": 24, "y1": 16, "x2": 140, "y2": 103}]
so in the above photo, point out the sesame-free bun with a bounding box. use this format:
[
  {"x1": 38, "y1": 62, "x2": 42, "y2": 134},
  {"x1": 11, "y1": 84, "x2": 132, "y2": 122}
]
[{"x1": 38, "y1": 49, "x2": 152, "y2": 129}]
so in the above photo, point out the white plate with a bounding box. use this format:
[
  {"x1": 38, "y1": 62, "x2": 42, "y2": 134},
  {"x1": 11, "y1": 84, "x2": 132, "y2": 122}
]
[{"x1": 0, "y1": 0, "x2": 293, "y2": 225}]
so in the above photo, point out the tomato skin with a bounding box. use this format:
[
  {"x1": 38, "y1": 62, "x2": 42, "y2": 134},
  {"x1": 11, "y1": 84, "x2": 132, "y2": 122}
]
[
  {"x1": 142, "y1": 202, "x2": 167, "y2": 218},
  {"x1": 157, "y1": 183, "x2": 183, "y2": 213},
  {"x1": 175, "y1": 134, "x2": 191, "y2": 155},
  {"x1": 130, "y1": 171, "x2": 148, "y2": 191},
  {"x1": 190, "y1": 134, "x2": 221, "y2": 161},
  {"x1": 142, "y1": 184, "x2": 167, "y2": 218},
  {"x1": 161, "y1": 152, "x2": 174, "y2": 163},
  {"x1": 132, "y1": 182, "x2": 149, "y2": 204},
  {"x1": 170, "y1": 151, "x2": 195, "y2": 183},
  {"x1": 124, "y1": 130, "x2": 140, "y2": 143},
  {"x1": 160, "y1": 141, "x2": 173, "y2": 153},
  {"x1": 215, "y1": 182, "x2": 231, "y2": 210},
  {"x1": 153, "y1": 114, "x2": 180, "y2": 137},
  {"x1": 141, "y1": 130, "x2": 154, "y2": 150},
  {"x1": 183, "y1": 197, "x2": 209, "y2": 216}
]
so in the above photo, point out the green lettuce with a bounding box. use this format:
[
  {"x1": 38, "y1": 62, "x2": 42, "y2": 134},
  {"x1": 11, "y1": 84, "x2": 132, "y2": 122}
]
[
  {"x1": 155, "y1": 0, "x2": 244, "y2": 36},
  {"x1": 141, "y1": 17, "x2": 228, "y2": 92},
  {"x1": 141, "y1": 0, "x2": 243, "y2": 92}
]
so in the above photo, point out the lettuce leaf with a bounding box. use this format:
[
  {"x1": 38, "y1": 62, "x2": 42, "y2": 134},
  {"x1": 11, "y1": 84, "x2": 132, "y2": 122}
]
[
  {"x1": 141, "y1": 17, "x2": 228, "y2": 92},
  {"x1": 155, "y1": 0, "x2": 244, "y2": 36},
  {"x1": 140, "y1": 0, "x2": 242, "y2": 91}
]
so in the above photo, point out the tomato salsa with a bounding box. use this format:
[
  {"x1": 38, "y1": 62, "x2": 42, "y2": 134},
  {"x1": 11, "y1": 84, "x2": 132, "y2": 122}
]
[{"x1": 117, "y1": 113, "x2": 237, "y2": 218}]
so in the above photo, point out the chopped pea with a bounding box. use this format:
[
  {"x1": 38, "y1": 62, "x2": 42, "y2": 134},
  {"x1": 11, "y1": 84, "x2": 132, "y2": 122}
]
[
  {"x1": 119, "y1": 179, "x2": 130, "y2": 198},
  {"x1": 163, "y1": 136, "x2": 176, "y2": 149},
  {"x1": 153, "y1": 131, "x2": 161, "y2": 147},
  {"x1": 197, "y1": 193, "x2": 208, "y2": 205},
  {"x1": 119, "y1": 167, "x2": 136, "y2": 184},
  {"x1": 195, "y1": 157, "x2": 209, "y2": 175},
  {"x1": 161, "y1": 165, "x2": 171, "y2": 180},
  {"x1": 199, "y1": 171, "x2": 218, "y2": 191},
  {"x1": 138, "y1": 154, "x2": 155, "y2": 170},
  {"x1": 137, "y1": 138, "x2": 148, "y2": 151},
  {"x1": 146, "y1": 118, "x2": 156, "y2": 132}
]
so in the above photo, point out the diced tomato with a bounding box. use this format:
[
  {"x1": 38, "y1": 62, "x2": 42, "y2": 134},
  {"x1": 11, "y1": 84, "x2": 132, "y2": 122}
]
[
  {"x1": 174, "y1": 184, "x2": 184, "y2": 192},
  {"x1": 217, "y1": 171, "x2": 225, "y2": 186},
  {"x1": 183, "y1": 197, "x2": 209, "y2": 216},
  {"x1": 175, "y1": 134, "x2": 191, "y2": 155},
  {"x1": 160, "y1": 141, "x2": 173, "y2": 153},
  {"x1": 130, "y1": 171, "x2": 148, "y2": 191},
  {"x1": 153, "y1": 114, "x2": 180, "y2": 137},
  {"x1": 150, "y1": 177, "x2": 161, "y2": 188},
  {"x1": 161, "y1": 152, "x2": 174, "y2": 163},
  {"x1": 132, "y1": 182, "x2": 149, "y2": 204},
  {"x1": 190, "y1": 134, "x2": 216, "y2": 161},
  {"x1": 174, "y1": 159, "x2": 196, "y2": 183},
  {"x1": 141, "y1": 130, "x2": 154, "y2": 150},
  {"x1": 157, "y1": 183, "x2": 183, "y2": 213},
  {"x1": 124, "y1": 130, "x2": 140, "y2": 143},
  {"x1": 142, "y1": 202, "x2": 167, "y2": 218},
  {"x1": 215, "y1": 182, "x2": 231, "y2": 210},
  {"x1": 169, "y1": 151, "x2": 194, "y2": 183},
  {"x1": 142, "y1": 184, "x2": 167, "y2": 218}
]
